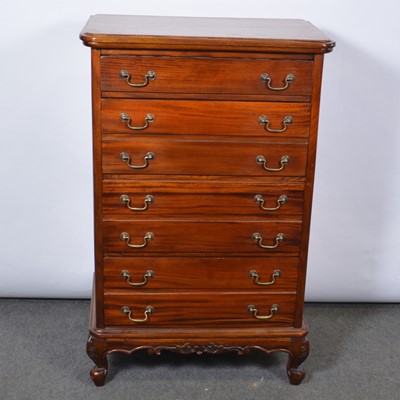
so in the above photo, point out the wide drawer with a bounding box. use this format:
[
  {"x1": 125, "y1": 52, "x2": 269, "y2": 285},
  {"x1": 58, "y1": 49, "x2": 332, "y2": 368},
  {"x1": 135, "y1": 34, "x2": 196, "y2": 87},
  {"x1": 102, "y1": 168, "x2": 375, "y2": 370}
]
[
  {"x1": 101, "y1": 56, "x2": 313, "y2": 96},
  {"x1": 102, "y1": 180, "x2": 305, "y2": 220},
  {"x1": 104, "y1": 256, "x2": 299, "y2": 291},
  {"x1": 103, "y1": 220, "x2": 302, "y2": 255},
  {"x1": 102, "y1": 137, "x2": 308, "y2": 177},
  {"x1": 101, "y1": 99, "x2": 311, "y2": 138},
  {"x1": 104, "y1": 292, "x2": 296, "y2": 327}
]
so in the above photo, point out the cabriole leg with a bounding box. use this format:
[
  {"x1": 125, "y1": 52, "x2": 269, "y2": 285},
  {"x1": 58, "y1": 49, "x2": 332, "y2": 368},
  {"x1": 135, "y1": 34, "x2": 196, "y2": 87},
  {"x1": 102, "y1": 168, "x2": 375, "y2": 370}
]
[
  {"x1": 86, "y1": 334, "x2": 108, "y2": 387},
  {"x1": 286, "y1": 336, "x2": 309, "y2": 385}
]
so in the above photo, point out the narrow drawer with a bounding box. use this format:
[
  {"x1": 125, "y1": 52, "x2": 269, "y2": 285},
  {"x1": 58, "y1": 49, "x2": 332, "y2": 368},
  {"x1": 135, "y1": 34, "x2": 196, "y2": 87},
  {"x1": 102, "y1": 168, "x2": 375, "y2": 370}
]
[
  {"x1": 104, "y1": 292, "x2": 296, "y2": 327},
  {"x1": 102, "y1": 137, "x2": 308, "y2": 177},
  {"x1": 103, "y1": 220, "x2": 302, "y2": 255},
  {"x1": 101, "y1": 99, "x2": 311, "y2": 138},
  {"x1": 102, "y1": 180, "x2": 305, "y2": 220},
  {"x1": 104, "y1": 257, "x2": 299, "y2": 291},
  {"x1": 101, "y1": 55, "x2": 313, "y2": 96}
]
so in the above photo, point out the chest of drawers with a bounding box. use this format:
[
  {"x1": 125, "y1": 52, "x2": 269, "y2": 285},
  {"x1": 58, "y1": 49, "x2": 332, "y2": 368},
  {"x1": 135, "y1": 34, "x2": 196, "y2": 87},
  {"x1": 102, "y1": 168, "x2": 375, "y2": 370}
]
[{"x1": 80, "y1": 14, "x2": 334, "y2": 386}]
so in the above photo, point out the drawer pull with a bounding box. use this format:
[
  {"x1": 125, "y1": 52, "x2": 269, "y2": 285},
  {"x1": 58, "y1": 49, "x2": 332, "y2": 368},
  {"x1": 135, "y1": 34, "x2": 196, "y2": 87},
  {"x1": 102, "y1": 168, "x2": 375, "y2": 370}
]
[
  {"x1": 120, "y1": 152, "x2": 154, "y2": 169},
  {"x1": 247, "y1": 304, "x2": 280, "y2": 320},
  {"x1": 252, "y1": 232, "x2": 285, "y2": 249},
  {"x1": 121, "y1": 270, "x2": 154, "y2": 286},
  {"x1": 254, "y1": 194, "x2": 288, "y2": 211},
  {"x1": 249, "y1": 269, "x2": 281, "y2": 286},
  {"x1": 120, "y1": 194, "x2": 154, "y2": 211},
  {"x1": 260, "y1": 73, "x2": 295, "y2": 91},
  {"x1": 119, "y1": 69, "x2": 156, "y2": 87},
  {"x1": 258, "y1": 115, "x2": 293, "y2": 133},
  {"x1": 256, "y1": 155, "x2": 290, "y2": 172},
  {"x1": 120, "y1": 112, "x2": 155, "y2": 130},
  {"x1": 120, "y1": 232, "x2": 154, "y2": 248},
  {"x1": 121, "y1": 306, "x2": 154, "y2": 323}
]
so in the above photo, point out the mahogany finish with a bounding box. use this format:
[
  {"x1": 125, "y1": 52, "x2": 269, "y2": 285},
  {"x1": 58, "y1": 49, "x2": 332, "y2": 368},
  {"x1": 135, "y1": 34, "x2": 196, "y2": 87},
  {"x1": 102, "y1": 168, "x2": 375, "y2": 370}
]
[
  {"x1": 80, "y1": 14, "x2": 334, "y2": 386},
  {"x1": 102, "y1": 180, "x2": 305, "y2": 219},
  {"x1": 103, "y1": 256, "x2": 299, "y2": 291},
  {"x1": 101, "y1": 99, "x2": 311, "y2": 137},
  {"x1": 101, "y1": 56, "x2": 313, "y2": 95}
]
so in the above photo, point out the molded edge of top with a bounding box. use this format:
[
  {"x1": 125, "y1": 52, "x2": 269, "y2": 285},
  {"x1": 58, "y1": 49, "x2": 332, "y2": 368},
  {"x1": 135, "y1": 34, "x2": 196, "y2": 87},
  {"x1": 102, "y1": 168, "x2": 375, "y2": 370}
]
[{"x1": 80, "y1": 14, "x2": 335, "y2": 54}]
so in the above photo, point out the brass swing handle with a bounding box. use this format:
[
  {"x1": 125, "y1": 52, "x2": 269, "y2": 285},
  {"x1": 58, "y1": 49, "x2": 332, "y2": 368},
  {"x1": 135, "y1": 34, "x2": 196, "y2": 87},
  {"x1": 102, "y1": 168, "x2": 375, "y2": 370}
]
[
  {"x1": 258, "y1": 115, "x2": 293, "y2": 133},
  {"x1": 254, "y1": 194, "x2": 288, "y2": 211},
  {"x1": 249, "y1": 269, "x2": 281, "y2": 286},
  {"x1": 256, "y1": 155, "x2": 290, "y2": 172},
  {"x1": 121, "y1": 269, "x2": 154, "y2": 287},
  {"x1": 260, "y1": 73, "x2": 295, "y2": 91},
  {"x1": 120, "y1": 194, "x2": 154, "y2": 211},
  {"x1": 247, "y1": 304, "x2": 280, "y2": 320},
  {"x1": 120, "y1": 112, "x2": 155, "y2": 130},
  {"x1": 121, "y1": 306, "x2": 154, "y2": 323},
  {"x1": 120, "y1": 152, "x2": 154, "y2": 169},
  {"x1": 120, "y1": 232, "x2": 154, "y2": 248},
  {"x1": 252, "y1": 232, "x2": 285, "y2": 249},
  {"x1": 119, "y1": 69, "x2": 156, "y2": 87}
]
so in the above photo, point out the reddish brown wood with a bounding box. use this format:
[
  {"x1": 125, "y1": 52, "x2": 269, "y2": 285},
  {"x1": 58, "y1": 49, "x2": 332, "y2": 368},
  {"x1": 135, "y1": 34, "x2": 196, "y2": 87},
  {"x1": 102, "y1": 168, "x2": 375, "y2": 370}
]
[
  {"x1": 103, "y1": 256, "x2": 299, "y2": 291},
  {"x1": 80, "y1": 15, "x2": 334, "y2": 53},
  {"x1": 103, "y1": 292, "x2": 296, "y2": 327},
  {"x1": 102, "y1": 180, "x2": 305, "y2": 220},
  {"x1": 91, "y1": 49, "x2": 105, "y2": 328},
  {"x1": 102, "y1": 99, "x2": 311, "y2": 137},
  {"x1": 81, "y1": 15, "x2": 333, "y2": 386},
  {"x1": 102, "y1": 220, "x2": 302, "y2": 255},
  {"x1": 101, "y1": 56, "x2": 313, "y2": 96},
  {"x1": 102, "y1": 137, "x2": 308, "y2": 176}
]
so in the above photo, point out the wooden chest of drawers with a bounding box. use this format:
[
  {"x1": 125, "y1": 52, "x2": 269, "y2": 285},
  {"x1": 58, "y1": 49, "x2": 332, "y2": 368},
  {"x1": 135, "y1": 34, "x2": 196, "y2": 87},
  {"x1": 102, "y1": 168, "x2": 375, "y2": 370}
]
[{"x1": 80, "y1": 14, "x2": 334, "y2": 386}]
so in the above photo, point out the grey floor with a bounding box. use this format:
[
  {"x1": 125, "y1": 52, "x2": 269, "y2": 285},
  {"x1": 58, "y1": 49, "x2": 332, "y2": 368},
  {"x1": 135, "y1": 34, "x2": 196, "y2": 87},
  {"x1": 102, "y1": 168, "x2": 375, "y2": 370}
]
[{"x1": 0, "y1": 300, "x2": 399, "y2": 400}]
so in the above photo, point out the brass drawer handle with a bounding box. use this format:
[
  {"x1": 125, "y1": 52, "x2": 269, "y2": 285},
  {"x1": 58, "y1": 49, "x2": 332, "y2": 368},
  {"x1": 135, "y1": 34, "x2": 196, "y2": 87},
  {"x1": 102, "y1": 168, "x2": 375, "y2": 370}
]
[
  {"x1": 256, "y1": 155, "x2": 290, "y2": 172},
  {"x1": 120, "y1": 194, "x2": 154, "y2": 211},
  {"x1": 247, "y1": 304, "x2": 280, "y2": 320},
  {"x1": 119, "y1": 69, "x2": 156, "y2": 87},
  {"x1": 258, "y1": 115, "x2": 293, "y2": 133},
  {"x1": 120, "y1": 112, "x2": 155, "y2": 130},
  {"x1": 260, "y1": 73, "x2": 295, "y2": 91},
  {"x1": 249, "y1": 269, "x2": 281, "y2": 286},
  {"x1": 120, "y1": 232, "x2": 154, "y2": 248},
  {"x1": 252, "y1": 232, "x2": 285, "y2": 249},
  {"x1": 121, "y1": 270, "x2": 154, "y2": 286},
  {"x1": 121, "y1": 306, "x2": 154, "y2": 323},
  {"x1": 254, "y1": 194, "x2": 288, "y2": 211},
  {"x1": 120, "y1": 152, "x2": 154, "y2": 169}
]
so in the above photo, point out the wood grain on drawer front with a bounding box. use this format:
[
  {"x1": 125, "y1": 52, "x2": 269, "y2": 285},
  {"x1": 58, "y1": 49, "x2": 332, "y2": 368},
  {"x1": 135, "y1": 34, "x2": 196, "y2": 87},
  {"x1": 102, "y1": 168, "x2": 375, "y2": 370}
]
[
  {"x1": 102, "y1": 180, "x2": 305, "y2": 220},
  {"x1": 101, "y1": 99, "x2": 311, "y2": 138},
  {"x1": 104, "y1": 292, "x2": 296, "y2": 327},
  {"x1": 102, "y1": 137, "x2": 308, "y2": 177},
  {"x1": 103, "y1": 220, "x2": 302, "y2": 254},
  {"x1": 101, "y1": 56, "x2": 313, "y2": 96},
  {"x1": 104, "y1": 257, "x2": 299, "y2": 291}
]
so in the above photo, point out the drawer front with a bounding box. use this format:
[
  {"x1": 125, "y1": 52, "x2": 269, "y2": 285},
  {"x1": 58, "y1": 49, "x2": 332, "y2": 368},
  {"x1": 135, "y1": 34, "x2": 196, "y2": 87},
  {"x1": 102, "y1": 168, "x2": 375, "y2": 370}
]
[
  {"x1": 102, "y1": 180, "x2": 305, "y2": 220},
  {"x1": 101, "y1": 56, "x2": 313, "y2": 96},
  {"x1": 104, "y1": 292, "x2": 296, "y2": 327},
  {"x1": 102, "y1": 137, "x2": 308, "y2": 177},
  {"x1": 102, "y1": 99, "x2": 311, "y2": 138},
  {"x1": 103, "y1": 220, "x2": 302, "y2": 254},
  {"x1": 104, "y1": 257, "x2": 299, "y2": 291}
]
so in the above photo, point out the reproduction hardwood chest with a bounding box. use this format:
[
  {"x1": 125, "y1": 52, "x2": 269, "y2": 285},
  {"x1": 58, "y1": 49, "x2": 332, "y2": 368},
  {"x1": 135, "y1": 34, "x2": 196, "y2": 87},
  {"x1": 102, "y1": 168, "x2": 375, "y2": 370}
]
[{"x1": 80, "y1": 14, "x2": 334, "y2": 386}]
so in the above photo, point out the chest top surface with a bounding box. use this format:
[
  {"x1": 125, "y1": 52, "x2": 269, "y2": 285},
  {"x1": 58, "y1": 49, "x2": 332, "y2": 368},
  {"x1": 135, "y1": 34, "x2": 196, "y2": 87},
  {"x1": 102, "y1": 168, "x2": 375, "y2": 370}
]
[{"x1": 80, "y1": 14, "x2": 335, "y2": 53}]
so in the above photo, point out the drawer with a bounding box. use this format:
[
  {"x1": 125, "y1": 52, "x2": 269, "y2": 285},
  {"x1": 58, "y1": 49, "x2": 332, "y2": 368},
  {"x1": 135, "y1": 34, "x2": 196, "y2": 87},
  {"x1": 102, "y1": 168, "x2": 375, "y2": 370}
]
[
  {"x1": 104, "y1": 292, "x2": 296, "y2": 327},
  {"x1": 103, "y1": 220, "x2": 302, "y2": 254},
  {"x1": 104, "y1": 257, "x2": 299, "y2": 291},
  {"x1": 102, "y1": 180, "x2": 305, "y2": 220},
  {"x1": 102, "y1": 137, "x2": 308, "y2": 177},
  {"x1": 101, "y1": 99, "x2": 311, "y2": 138},
  {"x1": 101, "y1": 55, "x2": 313, "y2": 96}
]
